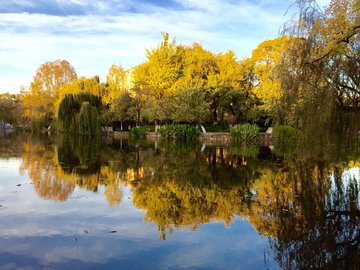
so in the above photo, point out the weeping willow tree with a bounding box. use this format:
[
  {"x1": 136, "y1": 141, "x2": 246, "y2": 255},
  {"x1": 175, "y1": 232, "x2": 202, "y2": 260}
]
[
  {"x1": 57, "y1": 92, "x2": 103, "y2": 134},
  {"x1": 273, "y1": 0, "x2": 360, "y2": 151},
  {"x1": 76, "y1": 103, "x2": 100, "y2": 133}
]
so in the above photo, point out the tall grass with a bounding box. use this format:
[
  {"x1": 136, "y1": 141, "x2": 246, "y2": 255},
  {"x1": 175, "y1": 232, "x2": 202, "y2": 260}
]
[
  {"x1": 230, "y1": 123, "x2": 260, "y2": 141},
  {"x1": 158, "y1": 124, "x2": 200, "y2": 139}
]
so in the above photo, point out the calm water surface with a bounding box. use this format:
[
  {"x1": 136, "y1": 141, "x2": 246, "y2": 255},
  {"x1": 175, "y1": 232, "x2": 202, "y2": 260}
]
[{"x1": 0, "y1": 131, "x2": 359, "y2": 269}]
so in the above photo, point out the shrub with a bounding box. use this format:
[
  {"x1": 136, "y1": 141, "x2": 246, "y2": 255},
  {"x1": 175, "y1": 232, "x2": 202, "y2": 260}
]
[
  {"x1": 159, "y1": 124, "x2": 200, "y2": 139},
  {"x1": 230, "y1": 123, "x2": 259, "y2": 141},
  {"x1": 130, "y1": 127, "x2": 146, "y2": 138},
  {"x1": 273, "y1": 125, "x2": 298, "y2": 147}
]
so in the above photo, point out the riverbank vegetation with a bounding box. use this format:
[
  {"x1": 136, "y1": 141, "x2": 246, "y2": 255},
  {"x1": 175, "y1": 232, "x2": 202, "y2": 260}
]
[{"x1": 1, "y1": 0, "x2": 359, "y2": 142}]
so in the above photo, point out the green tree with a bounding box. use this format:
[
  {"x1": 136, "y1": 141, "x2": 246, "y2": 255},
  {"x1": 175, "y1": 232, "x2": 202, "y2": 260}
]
[
  {"x1": 171, "y1": 88, "x2": 209, "y2": 124},
  {"x1": 57, "y1": 92, "x2": 103, "y2": 134},
  {"x1": 0, "y1": 93, "x2": 26, "y2": 127}
]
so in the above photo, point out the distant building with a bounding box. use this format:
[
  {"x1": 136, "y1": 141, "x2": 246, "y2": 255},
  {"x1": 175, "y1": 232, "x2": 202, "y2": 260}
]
[
  {"x1": 123, "y1": 68, "x2": 137, "y2": 98},
  {"x1": 124, "y1": 68, "x2": 135, "y2": 91}
]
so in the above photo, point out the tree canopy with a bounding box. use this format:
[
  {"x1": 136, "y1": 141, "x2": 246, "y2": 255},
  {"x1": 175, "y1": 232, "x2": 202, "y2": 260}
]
[{"x1": 22, "y1": 59, "x2": 77, "y2": 120}]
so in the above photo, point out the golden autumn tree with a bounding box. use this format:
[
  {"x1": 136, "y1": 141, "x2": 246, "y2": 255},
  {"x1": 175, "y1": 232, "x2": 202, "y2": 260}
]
[
  {"x1": 176, "y1": 42, "x2": 217, "y2": 90},
  {"x1": 117, "y1": 33, "x2": 261, "y2": 124},
  {"x1": 250, "y1": 35, "x2": 296, "y2": 107},
  {"x1": 177, "y1": 43, "x2": 257, "y2": 122},
  {"x1": 103, "y1": 62, "x2": 125, "y2": 104},
  {"x1": 134, "y1": 32, "x2": 184, "y2": 97},
  {"x1": 132, "y1": 32, "x2": 184, "y2": 123},
  {"x1": 22, "y1": 60, "x2": 77, "y2": 121}
]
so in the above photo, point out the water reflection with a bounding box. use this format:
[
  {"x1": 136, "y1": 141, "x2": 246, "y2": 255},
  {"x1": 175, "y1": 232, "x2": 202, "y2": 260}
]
[
  {"x1": 265, "y1": 165, "x2": 360, "y2": 270},
  {"x1": 4, "y1": 131, "x2": 360, "y2": 268}
]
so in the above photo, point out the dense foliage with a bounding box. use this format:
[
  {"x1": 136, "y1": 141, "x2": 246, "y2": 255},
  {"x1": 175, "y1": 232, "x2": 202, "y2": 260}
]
[
  {"x1": 57, "y1": 92, "x2": 103, "y2": 134},
  {"x1": 129, "y1": 126, "x2": 146, "y2": 138}
]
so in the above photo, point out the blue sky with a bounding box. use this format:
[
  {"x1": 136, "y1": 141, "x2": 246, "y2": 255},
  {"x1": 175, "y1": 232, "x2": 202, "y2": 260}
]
[{"x1": 0, "y1": 0, "x2": 330, "y2": 94}]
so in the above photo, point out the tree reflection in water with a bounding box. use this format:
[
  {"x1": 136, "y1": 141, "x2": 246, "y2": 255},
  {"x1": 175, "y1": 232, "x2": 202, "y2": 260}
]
[
  {"x1": 13, "y1": 131, "x2": 360, "y2": 268},
  {"x1": 19, "y1": 133, "x2": 76, "y2": 202}
]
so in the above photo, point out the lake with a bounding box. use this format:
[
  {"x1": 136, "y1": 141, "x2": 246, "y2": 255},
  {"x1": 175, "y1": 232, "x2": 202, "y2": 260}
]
[{"x1": 0, "y1": 131, "x2": 359, "y2": 269}]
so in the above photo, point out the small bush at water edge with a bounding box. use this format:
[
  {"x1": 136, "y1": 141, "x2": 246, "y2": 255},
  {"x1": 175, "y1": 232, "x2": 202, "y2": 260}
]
[
  {"x1": 273, "y1": 125, "x2": 298, "y2": 147},
  {"x1": 130, "y1": 127, "x2": 146, "y2": 138},
  {"x1": 230, "y1": 123, "x2": 259, "y2": 141},
  {"x1": 159, "y1": 124, "x2": 200, "y2": 139}
]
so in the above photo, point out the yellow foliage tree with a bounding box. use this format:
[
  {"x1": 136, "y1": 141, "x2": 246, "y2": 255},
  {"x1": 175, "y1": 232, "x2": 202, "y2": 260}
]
[
  {"x1": 103, "y1": 62, "x2": 125, "y2": 104},
  {"x1": 133, "y1": 32, "x2": 184, "y2": 97},
  {"x1": 176, "y1": 42, "x2": 217, "y2": 90},
  {"x1": 22, "y1": 59, "x2": 77, "y2": 119},
  {"x1": 251, "y1": 35, "x2": 296, "y2": 105},
  {"x1": 133, "y1": 36, "x2": 255, "y2": 123}
]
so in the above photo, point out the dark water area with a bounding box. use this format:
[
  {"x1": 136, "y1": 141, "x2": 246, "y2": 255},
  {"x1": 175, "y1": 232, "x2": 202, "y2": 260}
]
[{"x1": 0, "y1": 131, "x2": 359, "y2": 269}]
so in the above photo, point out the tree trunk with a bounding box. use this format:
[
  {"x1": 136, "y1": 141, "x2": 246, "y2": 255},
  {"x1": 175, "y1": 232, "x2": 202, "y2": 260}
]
[{"x1": 213, "y1": 106, "x2": 217, "y2": 123}]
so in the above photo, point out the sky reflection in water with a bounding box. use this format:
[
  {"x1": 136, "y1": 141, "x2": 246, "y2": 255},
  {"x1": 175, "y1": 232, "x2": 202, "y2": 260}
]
[{"x1": 0, "y1": 131, "x2": 359, "y2": 269}]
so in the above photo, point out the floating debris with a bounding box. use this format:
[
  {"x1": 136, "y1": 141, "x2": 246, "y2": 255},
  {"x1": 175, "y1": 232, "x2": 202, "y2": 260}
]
[
  {"x1": 16, "y1": 184, "x2": 21, "y2": 187},
  {"x1": 84, "y1": 230, "x2": 90, "y2": 234},
  {"x1": 110, "y1": 231, "x2": 117, "y2": 233},
  {"x1": 74, "y1": 238, "x2": 77, "y2": 241}
]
